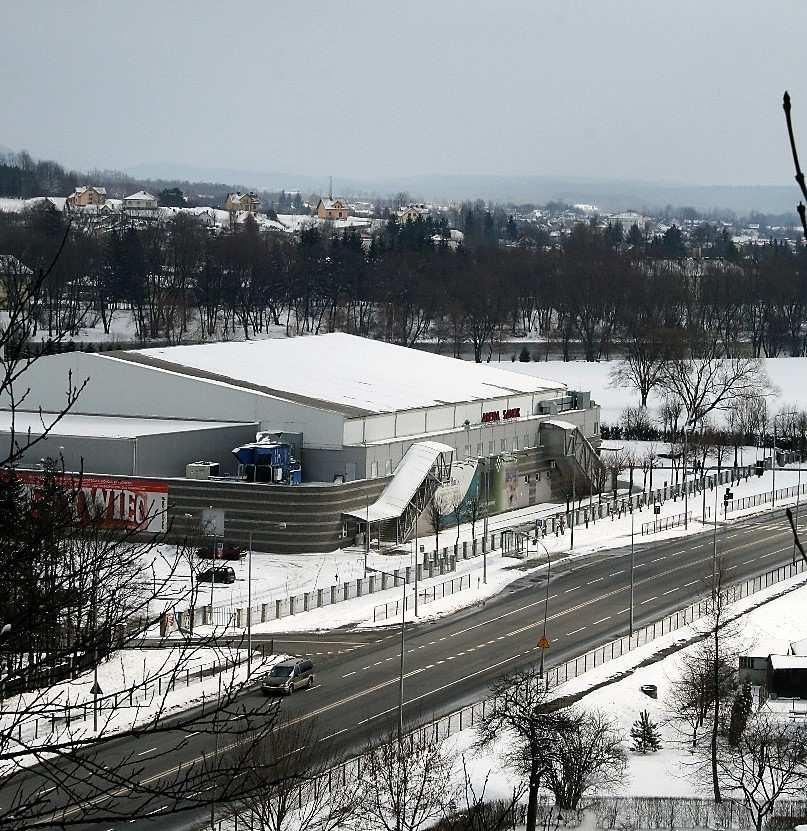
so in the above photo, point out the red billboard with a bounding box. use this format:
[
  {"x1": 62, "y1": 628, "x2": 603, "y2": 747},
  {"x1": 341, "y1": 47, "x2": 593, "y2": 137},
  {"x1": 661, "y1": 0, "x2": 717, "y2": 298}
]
[{"x1": 15, "y1": 471, "x2": 169, "y2": 533}]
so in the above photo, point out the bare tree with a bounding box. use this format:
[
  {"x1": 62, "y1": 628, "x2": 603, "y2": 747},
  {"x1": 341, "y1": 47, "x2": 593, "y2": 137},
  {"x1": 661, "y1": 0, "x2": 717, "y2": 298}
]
[
  {"x1": 238, "y1": 717, "x2": 361, "y2": 831},
  {"x1": 475, "y1": 667, "x2": 559, "y2": 831},
  {"x1": 715, "y1": 713, "x2": 807, "y2": 831},
  {"x1": 356, "y1": 729, "x2": 453, "y2": 831},
  {"x1": 659, "y1": 352, "x2": 772, "y2": 435}
]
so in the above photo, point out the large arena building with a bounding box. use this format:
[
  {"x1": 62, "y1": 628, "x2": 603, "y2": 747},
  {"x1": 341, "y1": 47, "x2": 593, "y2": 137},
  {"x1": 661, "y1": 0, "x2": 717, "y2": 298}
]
[{"x1": 3, "y1": 334, "x2": 603, "y2": 553}]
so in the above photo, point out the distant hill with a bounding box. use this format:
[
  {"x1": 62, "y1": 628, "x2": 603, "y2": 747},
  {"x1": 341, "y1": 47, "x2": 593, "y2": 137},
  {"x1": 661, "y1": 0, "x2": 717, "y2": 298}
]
[{"x1": 126, "y1": 163, "x2": 799, "y2": 215}]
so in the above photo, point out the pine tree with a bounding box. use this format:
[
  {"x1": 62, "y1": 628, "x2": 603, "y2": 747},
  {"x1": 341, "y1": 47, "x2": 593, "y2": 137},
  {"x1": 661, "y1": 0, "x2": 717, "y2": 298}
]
[
  {"x1": 630, "y1": 710, "x2": 662, "y2": 753},
  {"x1": 728, "y1": 682, "x2": 753, "y2": 747},
  {"x1": 519, "y1": 345, "x2": 531, "y2": 362}
]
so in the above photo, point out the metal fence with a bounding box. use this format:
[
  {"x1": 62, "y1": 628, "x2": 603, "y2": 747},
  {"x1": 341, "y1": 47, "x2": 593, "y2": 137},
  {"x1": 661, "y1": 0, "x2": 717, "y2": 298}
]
[
  {"x1": 640, "y1": 510, "x2": 693, "y2": 535},
  {"x1": 725, "y1": 481, "x2": 807, "y2": 515},
  {"x1": 372, "y1": 572, "x2": 473, "y2": 623}
]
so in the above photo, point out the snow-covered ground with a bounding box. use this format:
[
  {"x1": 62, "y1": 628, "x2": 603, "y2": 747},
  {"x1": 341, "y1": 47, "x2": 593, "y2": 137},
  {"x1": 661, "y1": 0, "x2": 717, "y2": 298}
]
[
  {"x1": 1, "y1": 646, "x2": 285, "y2": 763},
  {"x1": 498, "y1": 356, "x2": 805, "y2": 427},
  {"x1": 442, "y1": 565, "x2": 807, "y2": 803},
  {"x1": 168, "y1": 463, "x2": 807, "y2": 637}
]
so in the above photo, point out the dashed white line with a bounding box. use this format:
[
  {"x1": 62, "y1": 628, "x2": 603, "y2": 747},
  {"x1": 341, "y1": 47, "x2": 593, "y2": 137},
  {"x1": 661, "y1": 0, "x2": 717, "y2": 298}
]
[
  {"x1": 592, "y1": 616, "x2": 611, "y2": 625},
  {"x1": 565, "y1": 585, "x2": 582, "y2": 593},
  {"x1": 567, "y1": 626, "x2": 587, "y2": 635},
  {"x1": 641, "y1": 596, "x2": 658, "y2": 605},
  {"x1": 137, "y1": 746, "x2": 158, "y2": 756}
]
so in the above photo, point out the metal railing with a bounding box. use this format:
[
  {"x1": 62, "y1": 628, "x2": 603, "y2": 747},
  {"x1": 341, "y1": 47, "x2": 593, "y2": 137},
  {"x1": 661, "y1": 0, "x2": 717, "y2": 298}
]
[
  {"x1": 372, "y1": 572, "x2": 473, "y2": 623},
  {"x1": 725, "y1": 481, "x2": 807, "y2": 515},
  {"x1": 640, "y1": 511, "x2": 693, "y2": 535}
]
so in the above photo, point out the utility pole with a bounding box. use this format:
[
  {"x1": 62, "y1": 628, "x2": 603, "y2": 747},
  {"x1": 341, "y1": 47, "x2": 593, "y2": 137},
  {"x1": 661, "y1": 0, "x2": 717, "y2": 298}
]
[
  {"x1": 482, "y1": 457, "x2": 489, "y2": 584},
  {"x1": 413, "y1": 526, "x2": 419, "y2": 618},
  {"x1": 683, "y1": 420, "x2": 689, "y2": 530},
  {"x1": 795, "y1": 463, "x2": 802, "y2": 566}
]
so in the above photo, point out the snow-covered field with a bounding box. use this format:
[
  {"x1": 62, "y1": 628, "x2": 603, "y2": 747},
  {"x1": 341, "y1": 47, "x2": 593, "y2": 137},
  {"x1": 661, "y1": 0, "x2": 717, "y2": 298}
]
[
  {"x1": 497, "y1": 356, "x2": 805, "y2": 427},
  {"x1": 442, "y1": 567, "x2": 807, "y2": 803}
]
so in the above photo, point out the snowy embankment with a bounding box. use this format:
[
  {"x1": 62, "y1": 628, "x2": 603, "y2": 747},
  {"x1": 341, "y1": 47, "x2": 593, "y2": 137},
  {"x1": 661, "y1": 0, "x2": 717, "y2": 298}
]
[
  {"x1": 1, "y1": 647, "x2": 286, "y2": 762},
  {"x1": 442, "y1": 568, "x2": 807, "y2": 802}
]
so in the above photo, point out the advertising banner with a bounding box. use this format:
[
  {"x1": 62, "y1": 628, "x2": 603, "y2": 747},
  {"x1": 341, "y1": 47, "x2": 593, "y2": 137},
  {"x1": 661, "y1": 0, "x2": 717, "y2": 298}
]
[{"x1": 14, "y1": 471, "x2": 169, "y2": 533}]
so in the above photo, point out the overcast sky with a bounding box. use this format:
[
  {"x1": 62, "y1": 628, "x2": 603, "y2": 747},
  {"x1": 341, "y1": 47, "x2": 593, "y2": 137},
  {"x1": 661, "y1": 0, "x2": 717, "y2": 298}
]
[{"x1": 2, "y1": 1, "x2": 806, "y2": 186}]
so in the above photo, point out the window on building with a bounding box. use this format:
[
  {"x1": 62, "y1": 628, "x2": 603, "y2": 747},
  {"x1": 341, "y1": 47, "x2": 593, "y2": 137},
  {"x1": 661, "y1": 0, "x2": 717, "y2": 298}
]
[
  {"x1": 739, "y1": 657, "x2": 753, "y2": 669},
  {"x1": 476, "y1": 442, "x2": 483, "y2": 456},
  {"x1": 524, "y1": 433, "x2": 530, "y2": 449},
  {"x1": 488, "y1": 440, "x2": 494, "y2": 455},
  {"x1": 464, "y1": 444, "x2": 472, "y2": 458},
  {"x1": 370, "y1": 460, "x2": 379, "y2": 478},
  {"x1": 535, "y1": 472, "x2": 541, "y2": 482},
  {"x1": 500, "y1": 439, "x2": 507, "y2": 452},
  {"x1": 594, "y1": 421, "x2": 599, "y2": 434},
  {"x1": 513, "y1": 436, "x2": 519, "y2": 451},
  {"x1": 385, "y1": 459, "x2": 392, "y2": 476}
]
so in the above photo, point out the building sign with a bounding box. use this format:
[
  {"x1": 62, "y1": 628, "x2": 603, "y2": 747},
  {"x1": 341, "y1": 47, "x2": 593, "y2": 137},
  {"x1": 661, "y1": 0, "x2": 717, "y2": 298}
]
[
  {"x1": 481, "y1": 407, "x2": 521, "y2": 424},
  {"x1": 15, "y1": 471, "x2": 169, "y2": 533}
]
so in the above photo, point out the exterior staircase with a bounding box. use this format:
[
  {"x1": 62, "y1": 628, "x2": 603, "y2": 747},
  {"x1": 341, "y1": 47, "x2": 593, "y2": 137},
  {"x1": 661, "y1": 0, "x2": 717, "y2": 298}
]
[{"x1": 540, "y1": 420, "x2": 605, "y2": 496}]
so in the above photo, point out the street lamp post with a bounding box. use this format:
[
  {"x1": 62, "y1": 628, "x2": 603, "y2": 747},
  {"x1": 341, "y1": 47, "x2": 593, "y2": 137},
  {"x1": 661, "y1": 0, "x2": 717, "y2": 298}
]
[
  {"x1": 773, "y1": 412, "x2": 798, "y2": 511},
  {"x1": 397, "y1": 568, "x2": 407, "y2": 743},
  {"x1": 536, "y1": 537, "x2": 551, "y2": 681},
  {"x1": 795, "y1": 462, "x2": 803, "y2": 566},
  {"x1": 629, "y1": 506, "x2": 635, "y2": 637}
]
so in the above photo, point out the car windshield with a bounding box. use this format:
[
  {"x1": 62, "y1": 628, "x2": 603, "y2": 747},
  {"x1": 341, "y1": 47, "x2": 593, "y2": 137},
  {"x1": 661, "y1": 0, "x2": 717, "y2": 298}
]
[{"x1": 270, "y1": 666, "x2": 293, "y2": 678}]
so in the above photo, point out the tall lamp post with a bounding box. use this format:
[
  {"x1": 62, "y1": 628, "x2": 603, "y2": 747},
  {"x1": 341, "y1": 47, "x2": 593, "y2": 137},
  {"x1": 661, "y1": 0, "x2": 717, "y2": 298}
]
[
  {"x1": 629, "y1": 504, "x2": 635, "y2": 637},
  {"x1": 247, "y1": 522, "x2": 286, "y2": 672},
  {"x1": 534, "y1": 536, "x2": 551, "y2": 681}
]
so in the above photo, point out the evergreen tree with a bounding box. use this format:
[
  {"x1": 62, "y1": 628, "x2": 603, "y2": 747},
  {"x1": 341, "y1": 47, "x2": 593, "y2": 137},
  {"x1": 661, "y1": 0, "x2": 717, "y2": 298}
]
[
  {"x1": 630, "y1": 709, "x2": 662, "y2": 753},
  {"x1": 728, "y1": 682, "x2": 753, "y2": 747},
  {"x1": 519, "y1": 345, "x2": 531, "y2": 362}
]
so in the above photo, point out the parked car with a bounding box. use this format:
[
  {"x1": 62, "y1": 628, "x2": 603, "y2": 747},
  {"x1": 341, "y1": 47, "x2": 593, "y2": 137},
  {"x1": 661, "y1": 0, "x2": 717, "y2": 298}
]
[
  {"x1": 261, "y1": 658, "x2": 315, "y2": 695},
  {"x1": 196, "y1": 566, "x2": 236, "y2": 584},
  {"x1": 195, "y1": 542, "x2": 244, "y2": 561}
]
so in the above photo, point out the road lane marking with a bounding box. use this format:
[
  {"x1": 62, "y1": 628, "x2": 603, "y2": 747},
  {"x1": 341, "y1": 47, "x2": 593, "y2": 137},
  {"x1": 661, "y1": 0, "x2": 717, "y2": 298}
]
[
  {"x1": 137, "y1": 747, "x2": 157, "y2": 756},
  {"x1": 663, "y1": 588, "x2": 678, "y2": 595},
  {"x1": 565, "y1": 585, "x2": 582, "y2": 593},
  {"x1": 592, "y1": 616, "x2": 611, "y2": 625},
  {"x1": 589, "y1": 577, "x2": 604, "y2": 583},
  {"x1": 640, "y1": 596, "x2": 658, "y2": 604},
  {"x1": 342, "y1": 671, "x2": 356, "y2": 678},
  {"x1": 609, "y1": 570, "x2": 624, "y2": 576},
  {"x1": 567, "y1": 626, "x2": 586, "y2": 635}
]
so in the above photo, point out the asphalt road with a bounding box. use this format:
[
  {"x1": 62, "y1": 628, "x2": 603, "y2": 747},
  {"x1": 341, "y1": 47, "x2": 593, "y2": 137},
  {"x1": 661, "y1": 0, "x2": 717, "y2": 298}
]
[{"x1": 6, "y1": 507, "x2": 803, "y2": 830}]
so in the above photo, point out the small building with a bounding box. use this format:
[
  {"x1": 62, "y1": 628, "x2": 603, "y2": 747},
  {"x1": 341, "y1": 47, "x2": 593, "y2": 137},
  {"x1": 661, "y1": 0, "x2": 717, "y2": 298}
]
[
  {"x1": 315, "y1": 197, "x2": 349, "y2": 221},
  {"x1": 768, "y1": 655, "x2": 807, "y2": 699},
  {"x1": 66, "y1": 186, "x2": 107, "y2": 209},
  {"x1": 224, "y1": 192, "x2": 261, "y2": 214},
  {"x1": 123, "y1": 190, "x2": 158, "y2": 216}
]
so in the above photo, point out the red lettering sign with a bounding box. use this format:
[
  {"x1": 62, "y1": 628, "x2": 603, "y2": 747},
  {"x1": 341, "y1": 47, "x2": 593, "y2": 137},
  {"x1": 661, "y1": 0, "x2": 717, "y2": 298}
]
[
  {"x1": 13, "y1": 471, "x2": 168, "y2": 533},
  {"x1": 481, "y1": 411, "x2": 501, "y2": 423},
  {"x1": 503, "y1": 407, "x2": 521, "y2": 420}
]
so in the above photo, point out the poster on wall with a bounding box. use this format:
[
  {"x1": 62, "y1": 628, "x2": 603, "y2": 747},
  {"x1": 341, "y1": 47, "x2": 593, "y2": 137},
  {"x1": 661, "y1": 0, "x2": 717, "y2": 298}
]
[
  {"x1": 432, "y1": 460, "x2": 481, "y2": 529},
  {"x1": 14, "y1": 471, "x2": 169, "y2": 533}
]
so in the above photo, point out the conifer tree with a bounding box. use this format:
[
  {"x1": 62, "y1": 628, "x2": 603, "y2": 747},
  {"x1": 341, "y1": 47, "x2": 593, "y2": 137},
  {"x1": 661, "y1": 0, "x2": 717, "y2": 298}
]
[
  {"x1": 728, "y1": 681, "x2": 754, "y2": 747},
  {"x1": 630, "y1": 709, "x2": 662, "y2": 753}
]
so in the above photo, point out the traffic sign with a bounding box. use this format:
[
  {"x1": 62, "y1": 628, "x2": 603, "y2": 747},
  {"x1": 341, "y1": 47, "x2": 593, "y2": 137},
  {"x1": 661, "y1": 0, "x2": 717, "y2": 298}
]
[
  {"x1": 538, "y1": 636, "x2": 550, "y2": 649},
  {"x1": 90, "y1": 681, "x2": 103, "y2": 696}
]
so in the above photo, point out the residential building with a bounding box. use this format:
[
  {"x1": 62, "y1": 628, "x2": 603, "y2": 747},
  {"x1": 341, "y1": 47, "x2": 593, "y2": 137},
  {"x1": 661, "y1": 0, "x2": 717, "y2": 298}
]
[
  {"x1": 123, "y1": 190, "x2": 158, "y2": 215},
  {"x1": 66, "y1": 186, "x2": 107, "y2": 209},
  {"x1": 396, "y1": 204, "x2": 430, "y2": 224},
  {"x1": 224, "y1": 192, "x2": 261, "y2": 213},
  {"x1": 315, "y1": 197, "x2": 349, "y2": 221}
]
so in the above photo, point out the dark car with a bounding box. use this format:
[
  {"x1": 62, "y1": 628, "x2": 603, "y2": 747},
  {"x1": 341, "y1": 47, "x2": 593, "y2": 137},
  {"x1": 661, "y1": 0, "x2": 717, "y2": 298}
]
[
  {"x1": 195, "y1": 543, "x2": 244, "y2": 561},
  {"x1": 261, "y1": 658, "x2": 315, "y2": 695},
  {"x1": 196, "y1": 566, "x2": 236, "y2": 584}
]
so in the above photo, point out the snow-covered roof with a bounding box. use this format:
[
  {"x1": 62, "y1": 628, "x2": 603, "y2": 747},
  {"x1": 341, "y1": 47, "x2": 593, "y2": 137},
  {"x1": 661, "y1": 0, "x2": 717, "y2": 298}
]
[
  {"x1": 111, "y1": 333, "x2": 566, "y2": 418},
  {"x1": 73, "y1": 186, "x2": 106, "y2": 196},
  {"x1": 124, "y1": 190, "x2": 155, "y2": 201},
  {"x1": 769, "y1": 654, "x2": 807, "y2": 671},
  {"x1": 345, "y1": 441, "x2": 454, "y2": 522},
  {"x1": 319, "y1": 198, "x2": 346, "y2": 210},
  {"x1": 0, "y1": 410, "x2": 256, "y2": 439}
]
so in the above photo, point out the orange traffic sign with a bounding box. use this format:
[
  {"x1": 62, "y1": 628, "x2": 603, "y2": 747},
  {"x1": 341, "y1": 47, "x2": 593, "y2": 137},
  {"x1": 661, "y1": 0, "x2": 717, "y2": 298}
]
[{"x1": 538, "y1": 637, "x2": 550, "y2": 649}]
